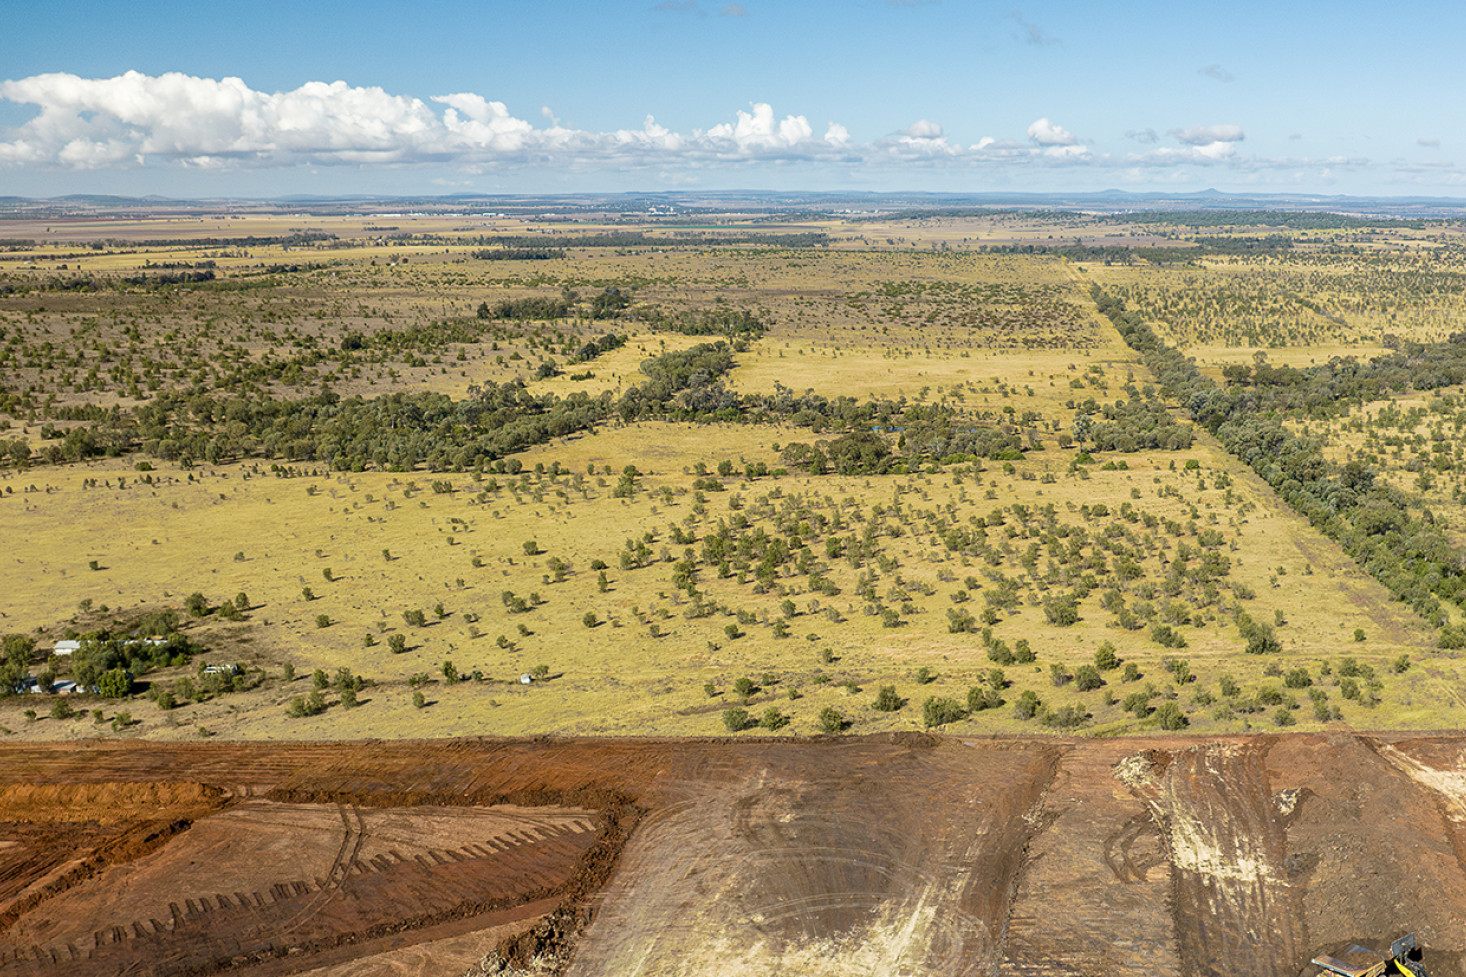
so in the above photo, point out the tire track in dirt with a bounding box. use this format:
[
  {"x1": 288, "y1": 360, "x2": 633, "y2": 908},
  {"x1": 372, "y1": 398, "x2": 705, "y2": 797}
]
[
  {"x1": 1116, "y1": 741, "x2": 1302, "y2": 977},
  {"x1": 564, "y1": 738, "x2": 1059, "y2": 977}
]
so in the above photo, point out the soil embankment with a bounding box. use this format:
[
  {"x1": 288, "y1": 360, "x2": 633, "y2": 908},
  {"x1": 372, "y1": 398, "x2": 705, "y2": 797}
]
[{"x1": 0, "y1": 734, "x2": 1463, "y2": 976}]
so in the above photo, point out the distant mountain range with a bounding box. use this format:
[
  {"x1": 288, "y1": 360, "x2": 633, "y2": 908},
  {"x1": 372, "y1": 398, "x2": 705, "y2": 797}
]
[{"x1": 3, "y1": 189, "x2": 1466, "y2": 219}]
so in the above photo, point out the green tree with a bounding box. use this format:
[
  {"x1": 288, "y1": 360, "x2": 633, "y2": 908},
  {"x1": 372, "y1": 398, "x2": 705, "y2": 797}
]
[
  {"x1": 98, "y1": 668, "x2": 132, "y2": 698},
  {"x1": 873, "y1": 685, "x2": 903, "y2": 712},
  {"x1": 817, "y1": 706, "x2": 845, "y2": 734}
]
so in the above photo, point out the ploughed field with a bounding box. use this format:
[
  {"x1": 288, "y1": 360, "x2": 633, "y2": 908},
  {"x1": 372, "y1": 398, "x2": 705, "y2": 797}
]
[{"x1": 3, "y1": 734, "x2": 1466, "y2": 976}]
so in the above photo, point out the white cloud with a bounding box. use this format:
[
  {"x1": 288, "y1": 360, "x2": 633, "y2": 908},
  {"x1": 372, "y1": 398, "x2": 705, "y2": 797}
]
[
  {"x1": 902, "y1": 119, "x2": 943, "y2": 139},
  {"x1": 1027, "y1": 117, "x2": 1075, "y2": 146},
  {"x1": 721, "y1": 3, "x2": 748, "y2": 15},
  {"x1": 1198, "y1": 63, "x2": 1235, "y2": 83},
  {"x1": 0, "y1": 71, "x2": 1393, "y2": 186},
  {"x1": 704, "y1": 102, "x2": 816, "y2": 153},
  {"x1": 1170, "y1": 124, "x2": 1244, "y2": 146}
]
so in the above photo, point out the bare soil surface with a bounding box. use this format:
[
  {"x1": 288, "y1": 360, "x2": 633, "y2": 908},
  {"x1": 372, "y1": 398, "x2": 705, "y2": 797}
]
[{"x1": 0, "y1": 734, "x2": 1464, "y2": 976}]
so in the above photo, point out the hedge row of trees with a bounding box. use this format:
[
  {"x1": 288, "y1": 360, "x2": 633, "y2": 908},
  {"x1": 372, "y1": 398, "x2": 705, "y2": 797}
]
[{"x1": 1096, "y1": 285, "x2": 1466, "y2": 633}]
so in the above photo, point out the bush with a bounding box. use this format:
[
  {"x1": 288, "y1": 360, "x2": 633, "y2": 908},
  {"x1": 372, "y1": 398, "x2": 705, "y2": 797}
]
[
  {"x1": 1094, "y1": 642, "x2": 1119, "y2": 671},
  {"x1": 967, "y1": 685, "x2": 1003, "y2": 711},
  {"x1": 922, "y1": 696, "x2": 966, "y2": 728},
  {"x1": 760, "y1": 707, "x2": 789, "y2": 730},
  {"x1": 872, "y1": 685, "x2": 904, "y2": 712},
  {"x1": 1042, "y1": 704, "x2": 1089, "y2": 729},
  {"x1": 817, "y1": 707, "x2": 845, "y2": 733},
  {"x1": 1283, "y1": 668, "x2": 1312, "y2": 689},
  {"x1": 915, "y1": 666, "x2": 935, "y2": 685},
  {"x1": 1042, "y1": 596, "x2": 1079, "y2": 626},
  {"x1": 1015, "y1": 690, "x2": 1041, "y2": 720},
  {"x1": 722, "y1": 706, "x2": 751, "y2": 731},
  {"x1": 412, "y1": 690, "x2": 427, "y2": 709},
  {"x1": 1150, "y1": 624, "x2": 1187, "y2": 649},
  {"x1": 582, "y1": 611, "x2": 599, "y2": 628},
  {"x1": 286, "y1": 691, "x2": 326, "y2": 718},
  {"x1": 1073, "y1": 665, "x2": 1104, "y2": 691},
  {"x1": 388, "y1": 634, "x2": 407, "y2": 654},
  {"x1": 1154, "y1": 701, "x2": 1188, "y2": 730},
  {"x1": 315, "y1": 614, "x2": 331, "y2": 628}
]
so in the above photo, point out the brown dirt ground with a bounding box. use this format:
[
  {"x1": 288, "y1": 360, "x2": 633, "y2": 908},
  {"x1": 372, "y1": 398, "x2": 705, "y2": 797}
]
[{"x1": 0, "y1": 734, "x2": 1463, "y2": 976}]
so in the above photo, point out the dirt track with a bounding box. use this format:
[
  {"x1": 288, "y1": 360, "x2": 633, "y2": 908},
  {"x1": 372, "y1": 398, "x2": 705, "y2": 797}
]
[{"x1": 1, "y1": 733, "x2": 1465, "y2": 976}]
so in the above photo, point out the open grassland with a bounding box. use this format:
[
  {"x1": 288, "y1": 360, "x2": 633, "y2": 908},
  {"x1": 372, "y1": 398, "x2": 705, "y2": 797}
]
[
  {"x1": 3, "y1": 208, "x2": 1466, "y2": 743},
  {"x1": 0, "y1": 420, "x2": 1453, "y2": 742}
]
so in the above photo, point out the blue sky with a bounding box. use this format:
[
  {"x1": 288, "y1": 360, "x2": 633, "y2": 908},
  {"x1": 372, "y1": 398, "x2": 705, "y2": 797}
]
[{"x1": 2, "y1": 0, "x2": 1461, "y2": 198}]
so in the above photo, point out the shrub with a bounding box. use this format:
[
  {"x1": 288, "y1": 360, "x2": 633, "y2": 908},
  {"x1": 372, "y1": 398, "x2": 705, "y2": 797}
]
[
  {"x1": 1073, "y1": 665, "x2": 1104, "y2": 691},
  {"x1": 315, "y1": 614, "x2": 331, "y2": 629},
  {"x1": 1283, "y1": 668, "x2": 1312, "y2": 689},
  {"x1": 286, "y1": 692, "x2": 326, "y2": 718},
  {"x1": 915, "y1": 666, "x2": 936, "y2": 685},
  {"x1": 760, "y1": 707, "x2": 789, "y2": 731},
  {"x1": 817, "y1": 707, "x2": 845, "y2": 734},
  {"x1": 412, "y1": 690, "x2": 427, "y2": 709},
  {"x1": 388, "y1": 634, "x2": 407, "y2": 654},
  {"x1": 1042, "y1": 596, "x2": 1079, "y2": 626},
  {"x1": 1154, "y1": 701, "x2": 1188, "y2": 730},
  {"x1": 872, "y1": 685, "x2": 904, "y2": 712},
  {"x1": 1042, "y1": 704, "x2": 1089, "y2": 729},
  {"x1": 922, "y1": 696, "x2": 966, "y2": 728},
  {"x1": 582, "y1": 611, "x2": 599, "y2": 628},
  {"x1": 1014, "y1": 690, "x2": 1041, "y2": 720},
  {"x1": 1094, "y1": 642, "x2": 1119, "y2": 671},
  {"x1": 1150, "y1": 624, "x2": 1187, "y2": 649},
  {"x1": 722, "y1": 706, "x2": 751, "y2": 731}
]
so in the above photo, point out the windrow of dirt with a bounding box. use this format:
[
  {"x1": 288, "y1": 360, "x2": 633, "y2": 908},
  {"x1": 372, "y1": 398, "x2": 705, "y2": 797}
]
[{"x1": 1, "y1": 734, "x2": 1465, "y2": 976}]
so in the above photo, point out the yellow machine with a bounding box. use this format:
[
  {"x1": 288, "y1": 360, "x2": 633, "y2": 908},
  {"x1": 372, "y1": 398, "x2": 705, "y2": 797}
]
[{"x1": 1313, "y1": 935, "x2": 1427, "y2": 977}]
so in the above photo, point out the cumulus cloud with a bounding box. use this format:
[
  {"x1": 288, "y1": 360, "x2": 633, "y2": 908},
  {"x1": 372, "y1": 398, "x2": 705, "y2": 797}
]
[
  {"x1": 0, "y1": 71, "x2": 1379, "y2": 184},
  {"x1": 1198, "y1": 63, "x2": 1235, "y2": 83},
  {"x1": 1027, "y1": 117, "x2": 1075, "y2": 146},
  {"x1": 902, "y1": 119, "x2": 943, "y2": 140}
]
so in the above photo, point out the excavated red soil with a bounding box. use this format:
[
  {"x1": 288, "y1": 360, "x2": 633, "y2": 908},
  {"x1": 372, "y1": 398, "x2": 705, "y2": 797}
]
[{"x1": 1, "y1": 733, "x2": 1465, "y2": 976}]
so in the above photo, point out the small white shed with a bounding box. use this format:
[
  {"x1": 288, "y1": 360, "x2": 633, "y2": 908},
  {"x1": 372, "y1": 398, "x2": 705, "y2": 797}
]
[{"x1": 53, "y1": 640, "x2": 81, "y2": 657}]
